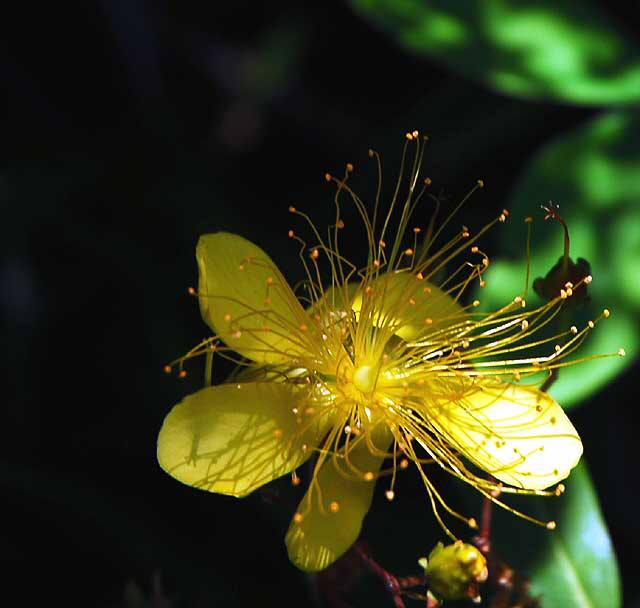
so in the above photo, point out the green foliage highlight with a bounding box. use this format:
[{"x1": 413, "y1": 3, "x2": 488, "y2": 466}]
[
  {"x1": 350, "y1": 0, "x2": 640, "y2": 104},
  {"x1": 476, "y1": 111, "x2": 639, "y2": 408}
]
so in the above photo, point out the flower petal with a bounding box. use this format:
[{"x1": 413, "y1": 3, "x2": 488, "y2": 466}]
[
  {"x1": 285, "y1": 424, "x2": 393, "y2": 571},
  {"x1": 351, "y1": 271, "x2": 465, "y2": 341},
  {"x1": 426, "y1": 380, "x2": 582, "y2": 490},
  {"x1": 197, "y1": 232, "x2": 309, "y2": 364},
  {"x1": 157, "y1": 382, "x2": 335, "y2": 497}
]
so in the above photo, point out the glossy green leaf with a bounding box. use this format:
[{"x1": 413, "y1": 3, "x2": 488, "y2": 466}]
[
  {"x1": 476, "y1": 111, "x2": 639, "y2": 408},
  {"x1": 491, "y1": 460, "x2": 621, "y2": 607},
  {"x1": 350, "y1": 0, "x2": 640, "y2": 104}
]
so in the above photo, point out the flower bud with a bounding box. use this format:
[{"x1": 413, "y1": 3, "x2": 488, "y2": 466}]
[{"x1": 419, "y1": 541, "x2": 488, "y2": 602}]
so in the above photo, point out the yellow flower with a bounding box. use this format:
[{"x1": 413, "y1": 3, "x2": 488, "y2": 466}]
[{"x1": 157, "y1": 132, "x2": 607, "y2": 573}]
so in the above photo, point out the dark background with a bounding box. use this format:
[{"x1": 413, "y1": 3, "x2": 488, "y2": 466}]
[{"x1": 2, "y1": 2, "x2": 637, "y2": 606}]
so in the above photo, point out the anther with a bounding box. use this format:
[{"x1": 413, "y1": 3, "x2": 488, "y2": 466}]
[
  {"x1": 405, "y1": 132, "x2": 413, "y2": 140},
  {"x1": 584, "y1": 275, "x2": 593, "y2": 284},
  {"x1": 178, "y1": 370, "x2": 187, "y2": 378},
  {"x1": 368, "y1": 148, "x2": 374, "y2": 157},
  {"x1": 477, "y1": 179, "x2": 484, "y2": 188},
  {"x1": 546, "y1": 521, "x2": 557, "y2": 530},
  {"x1": 346, "y1": 163, "x2": 354, "y2": 172},
  {"x1": 525, "y1": 216, "x2": 533, "y2": 223},
  {"x1": 288, "y1": 205, "x2": 296, "y2": 213},
  {"x1": 560, "y1": 289, "x2": 568, "y2": 299},
  {"x1": 163, "y1": 365, "x2": 172, "y2": 374},
  {"x1": 555, "y1": 344, "x2": 561, "y2": 353},
  {"x1": 416, "y1": 272, "x2": 424, "y2": 280},
  {"x1": 502, "y1": 208, "x2": 509, "y2": 217},
  {"x1": 310, "y1": 249, "x2": 319, "y2": 260},
  {"x1": 266, "y1": 276, "x2": 274, "y2": 285},
  {"x1": 364, "y1": 471, "x2": 374, "y2": 481},
  {"x1": 299, "y1": 323, "x2": 308, "y2": 332},
  {"x1": 404, "y1": 248, "x2": 414, "y2": 256},
  {"x1": 424, "y1": 177, "x2": 432, "y2": 185},
  {"x1": 379, "y1": 239, "x2": 386, "y2": 248},
  {"x1": 473, "y1": 299, "x2": 480, "y2": 307},
  {"x1": 521, "y1": 320, "x2": 529, "y2": 331},
  {"x1": 412, "y1": 130, "x2": 419, "y2": 138},
  {"x1": 555, "y1": 483, "x2": 565, "y2": 495},
  {"x1": 468, "y1": 518, "x2": 478, "y2": 529},
  {"x1": 385, "y1": 490, "x2": 395, "y2": 501},
  {"x1": 471, "y1": 246, "x2": 479, "y2": 253},
  {"x1": 293, "y1": 513, "x2": 303, "y2": 523},
  {"x1": 409, "y1": 298, "x2": 416, "y2": 306},
  {"x1": 570, "y1": 325, "x2": 578, "y2": 334},
  {"x1": 423, "y1": 286, "x2": 431, "y2": 294},
  {"x1": 588, "y1": 320, "x2": 595, "y2": 329},
  {"x1": 400, "y1": 458, "x2": 409, "y2": 469},
  {"x1": 224, "y1": 313, "x2": 232, "y2": 322},
  {"x1": 329, "y1": 501, "x2": 340, "y2": 513},
  {"x1": 413, "y1": 227, "x2": 421, "y2": 233},
  {"x1": 187, "y1": 287, "x2": 196, "y2": 295},
  {"x1": 336, "y1": 219, "x2": 345, "y2": 229},
  {"x1": 274, "y1": 429, "x2": 283, "y2": 440},
  {"x1": 288, "y1": 229, "x2": 294, "y2": 238},
  {"x1": 619, "y1": 348, "x2": 626, "y2": 357},
  {"x1": 233, "y1": 330, "x2": 242, "y2": 338},
  {"x1": 291, "y1": 472, "x2": 300, "y2": 486},
  {"x1": 264, "y1": 297, "x2": 272, "y2": 306},
  {"x1": 603, "y1": 308, "x2": 610, "y2": 318},
  {"x1": 324, "y1": 173, "x2": 332, "y2": 182}
]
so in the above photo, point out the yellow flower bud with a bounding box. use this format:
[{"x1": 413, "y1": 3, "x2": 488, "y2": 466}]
[{"x1": 419, "y1": 541, "x2": 488, "y2": 602}]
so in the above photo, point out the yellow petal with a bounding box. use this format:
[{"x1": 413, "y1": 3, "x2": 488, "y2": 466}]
[
  {"x1": 426, "y1": 380, "x2": 582, "y2": 490},
  {"x1": 197, "y1": 232, "x2": 309, "y2": 364},
  {"x1": 157, "y1": 382, "x2": 334, "y2": 497},
  {"x1": 285, "y1": 424, "x2": 393, "y2": 571},
  {"x1": 351, "y1": 271, "x2": 465, "y2": 341}
]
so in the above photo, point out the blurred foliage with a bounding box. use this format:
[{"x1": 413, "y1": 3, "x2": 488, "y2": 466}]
[
  {"x1": 476, "y1": 110, "x2": 639, "y2": 408},
  {"x1": 490, "y1": 460, "x2": 621, "y2": 607},
  {"x1": 350, "y1": 0, "x2": 640, "y2": 104}
]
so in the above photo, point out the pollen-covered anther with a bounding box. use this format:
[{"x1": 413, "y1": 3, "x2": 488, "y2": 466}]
[
  {"x1": 525, "y1": 215, "x2": 534, "y2": 223},
  {"x1": 364, "y1": 471, "x2": 375, "y2": 481},
  {"x1": 404, "y1": 248, "x2": 414, "y2": 256},
  {"x1": 400, "y1": 458, "x2": 409, "y2": 469},
  {"x1": 233, "y1": 330, "x2": 242, "y2": 338},
  {"x1": 324, "y1": 173, "x2": 332, "y2": 182},
  {"x1": 365, "y1": 286, "x2": 373, "y2": 296},
  {"x1": 565, "y1": 287, "x2": 573, "y2": 297},
  {"x1": 477, "y1": 179, "x2": 484, "y2": 188},
  {"x1": 368, "y1": 148, "x2": 374, "y2": 158},
  {"x1": 603, "y1": 308, "x2": 610, "y2": 318},
  {"x1": 472, "y1": 299, "x2": 480, "y2": 307},
  {"x1": 499, "y1": 213, "x2": 507, "y2": 222},
  {"x1": 406, "y1": 132, "x2": 413, "y2": 140},
  {"x1": 288, "y1": 205, "x2": 296, "y2": 213},
  {"x1": 570, "y1": 325, "x2": 578, "y2": 334},
  {"x1": 423, "y1": 286, "x2": 431, "y2": 294},
  {"x1": 555, "y1": 483, "x2": 565, "y2": 496},
  {"x1": 385, "y1": 490, "x2": 395, "y2": 501},
  {"x1": 521, "y1": 320, "x2": 529, "y2": 331},
  {"x1": 462, "y1": 226, "x2": 470, "y2": 238},
  {"x1": 471, "y1": 246, "x2": 479, "y2": 254},
  {"x1": 618, "y1": 348, "x2": 626, "y2": 357},
  {"x1": 546, "y1": 521, "x2": 557, "y2": 530},
  {"x1": 555, "y1": 344, "x2": 562, "y2": 353},
  {"x1": 468, "y1": 517, "x2": 478, "y2": 529},
  {"x1": 416, "y1": 272, "x2": 424, "y2": 280},
  {"x1": 584, "y1": 275, "x2": 593, "y2": 284},
  {"x1": 424, "y1": 177, "x2": 432, "y2": 185},
  {"x1": 373, "y1": 259, "x2": 380, "y2": 267},
  {"x1": 305, "y1": 407, "x2": 315, "y2": 416},
  {"x1": 379, "y1": 239, "x2": 386, "y2": 248},
  {"x1": 224, "y1": 313, "x2": 232, "y2": 322},
  {"x1": 264, "y1": 297, "x2": 272, "y2": 306},
  {"x1": 412, "y1": 130, "x2": 419, "y2": 138},
  {"x1": 293, "y1": 513, "x2": 304, "y2": 523},
  {"x1": 588, "y1": 320, "x2": 595, "y2": 329},
  {"x1": 288, "y1": 229, "x2": 294, "y2": 238},
  {"x1": 336, "y1": 219, "x2": 345, "y2": 229},
  {"x1": 178, "y1": 370, "x2": 187, "y2": 378},
  {"x1": 310, "y1": 249, "x2": 319, "y2": 260},
  {"x1": 329, "y1": 501, "x2": 340, "y2": 513},
  {"x1": 291, "y1": 472, "x2": 300, "y2": 486},
  {"x1": 409, "y1": 298, "x2": 416, "y2": 306},
  {"x1": 461, "y1": 340, "x2": 470, "y2": 349},
  {"x1": 266, "y1": 276, "x2": 274, "y2": 286},
  {"x1": 346, "y1": 163, "x2": 354, "y2": 172},
  {"x1": 299, "y1": 323, "x2": 308, "y2": 332},
  {"x1": 479, "y1": 280, "x2": 486, "y2": 287},
  {"x1": 187, "y1": 287, "x2": 196, "y2": 295},
  {"x1": 424, "y1": 317, "x2": 433, "y2": 325},
  {"x1": 413, "y1": 226, "x2": 421, "y2": 233},
  {"x1": 163, "y1": 365, "x2": 172, "y2": 374},
  {"x1": 301, "y1": 443, "x2": 308, "y2": 452},
  {"x1": 273, "y1": 429, "x2": 283, "y2": 440},
  {"x1": 559, "y1": 289, "x2": 567, "y2": 299}
]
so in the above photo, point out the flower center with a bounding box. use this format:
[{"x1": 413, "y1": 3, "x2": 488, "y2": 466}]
[{"x1": 352, "y1": 364, "x2": 378, "y2": 394}]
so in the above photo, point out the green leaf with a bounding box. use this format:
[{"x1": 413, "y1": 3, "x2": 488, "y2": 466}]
[
  {"x1": 491, "y1": 460, "x2": 621, "y2": 607},
  {"x1": 350, "y1": 0, "x2": 640, "y2": 104},
  {"x1": 476, "y1": 111, "x2": 638, "y2": 408}
]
